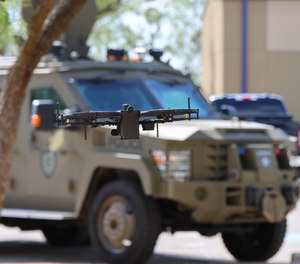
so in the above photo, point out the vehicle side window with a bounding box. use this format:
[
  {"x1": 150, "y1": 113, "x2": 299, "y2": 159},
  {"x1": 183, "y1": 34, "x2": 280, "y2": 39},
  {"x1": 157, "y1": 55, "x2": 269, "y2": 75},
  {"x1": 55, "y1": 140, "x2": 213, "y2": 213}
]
[{"x1": 31, "y1": 87, "x2": 67, "y2": 110}]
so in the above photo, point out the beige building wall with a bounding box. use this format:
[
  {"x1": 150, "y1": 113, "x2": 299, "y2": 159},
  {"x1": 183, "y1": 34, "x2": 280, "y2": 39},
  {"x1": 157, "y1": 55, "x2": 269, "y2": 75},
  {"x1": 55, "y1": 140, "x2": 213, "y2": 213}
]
[
  {"x1": 202, "y1": 0, "x2": 225, "y2": 96},
  {"x1": 202, "y1": 0, "x2": 300, "y2": 120}
]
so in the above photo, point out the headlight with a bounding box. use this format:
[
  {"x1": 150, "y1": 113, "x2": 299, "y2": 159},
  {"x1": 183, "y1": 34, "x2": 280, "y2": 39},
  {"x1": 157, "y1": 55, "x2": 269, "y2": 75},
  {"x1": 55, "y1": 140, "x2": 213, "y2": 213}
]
[
  {"x1": 152, "y1": 150, "x2": 191, "y2": 182},
  {"x1": 287, "y1": 150, "x2": 300, "y2": 168}
]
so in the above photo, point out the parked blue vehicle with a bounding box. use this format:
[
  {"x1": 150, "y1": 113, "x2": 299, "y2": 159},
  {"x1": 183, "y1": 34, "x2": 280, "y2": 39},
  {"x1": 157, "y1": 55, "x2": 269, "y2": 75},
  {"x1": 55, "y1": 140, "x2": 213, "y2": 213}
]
[{"x1": 209, "y1": 93, "x2": 300, "y2": 155}]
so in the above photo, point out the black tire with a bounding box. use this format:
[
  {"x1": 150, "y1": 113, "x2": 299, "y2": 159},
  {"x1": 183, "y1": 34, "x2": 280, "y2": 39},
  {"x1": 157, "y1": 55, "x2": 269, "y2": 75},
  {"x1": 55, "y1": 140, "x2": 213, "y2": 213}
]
[
  {"x1": 222, "y1": 219, "x2": 286, "y2": 261},
  {"x1": 42, "y1": 223, "x2": 90, "y2": 246},
  {"x1": 89, "y1": 180, "x2": 161, "y2": 264}
]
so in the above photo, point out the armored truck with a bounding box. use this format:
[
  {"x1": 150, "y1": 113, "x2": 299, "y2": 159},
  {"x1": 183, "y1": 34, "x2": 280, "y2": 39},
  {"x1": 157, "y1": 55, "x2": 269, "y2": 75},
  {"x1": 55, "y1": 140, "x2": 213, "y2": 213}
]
[{"x1": 0, "y1": 53, "x2": 299, "y2": 264}]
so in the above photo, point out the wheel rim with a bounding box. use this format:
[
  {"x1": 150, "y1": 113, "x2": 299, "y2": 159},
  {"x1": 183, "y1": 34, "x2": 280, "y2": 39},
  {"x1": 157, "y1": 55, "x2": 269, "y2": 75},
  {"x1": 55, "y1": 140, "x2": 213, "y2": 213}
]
[{"x1": 97, "y1": 195, "x2": 135, "y2": 253}]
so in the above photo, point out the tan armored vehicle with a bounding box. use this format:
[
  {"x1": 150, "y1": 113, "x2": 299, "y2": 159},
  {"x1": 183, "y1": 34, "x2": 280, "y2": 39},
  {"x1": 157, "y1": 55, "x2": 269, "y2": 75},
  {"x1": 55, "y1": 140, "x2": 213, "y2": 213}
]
[{"x1": 0, "y1": 49, "x2": 299, "y2": 264}]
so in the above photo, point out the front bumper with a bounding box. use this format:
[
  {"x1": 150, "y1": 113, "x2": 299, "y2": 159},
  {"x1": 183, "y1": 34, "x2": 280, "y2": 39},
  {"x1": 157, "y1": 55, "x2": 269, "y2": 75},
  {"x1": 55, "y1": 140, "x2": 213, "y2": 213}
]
[{"x1": 159, "y1": 178, "x2": 299, "y2": 224}]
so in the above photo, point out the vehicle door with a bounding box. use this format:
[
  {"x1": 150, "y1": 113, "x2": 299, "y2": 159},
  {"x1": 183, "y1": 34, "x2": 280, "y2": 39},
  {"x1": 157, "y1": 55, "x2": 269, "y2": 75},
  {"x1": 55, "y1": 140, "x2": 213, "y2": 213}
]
[{"x1": 26, "y1": 78, "x2": 80, "y2": 212}]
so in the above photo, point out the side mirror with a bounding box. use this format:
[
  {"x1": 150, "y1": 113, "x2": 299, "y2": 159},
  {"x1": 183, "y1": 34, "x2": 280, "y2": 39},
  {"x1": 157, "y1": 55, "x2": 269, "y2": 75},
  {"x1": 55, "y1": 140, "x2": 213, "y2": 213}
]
[
  {"x1": 220, "y1": 104, "x2": 237, "y2": 119},
  {"x1": 31, "y1": 99, "x2": 55, "y2": 131}
]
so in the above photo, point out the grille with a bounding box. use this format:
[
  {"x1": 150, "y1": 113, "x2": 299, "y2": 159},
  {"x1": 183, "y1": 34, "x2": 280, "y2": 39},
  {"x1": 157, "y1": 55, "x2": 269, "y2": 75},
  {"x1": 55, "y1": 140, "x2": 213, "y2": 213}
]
[{"x1": 198, "y1": 143, "x2": 228, "y2": 180}]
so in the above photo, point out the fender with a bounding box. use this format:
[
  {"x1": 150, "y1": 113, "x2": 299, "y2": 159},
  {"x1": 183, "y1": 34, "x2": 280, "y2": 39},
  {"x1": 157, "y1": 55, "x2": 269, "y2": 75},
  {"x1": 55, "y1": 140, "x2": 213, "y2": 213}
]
[{"x1": 74, "y1": 151, "x2": 159, "y2": 216}]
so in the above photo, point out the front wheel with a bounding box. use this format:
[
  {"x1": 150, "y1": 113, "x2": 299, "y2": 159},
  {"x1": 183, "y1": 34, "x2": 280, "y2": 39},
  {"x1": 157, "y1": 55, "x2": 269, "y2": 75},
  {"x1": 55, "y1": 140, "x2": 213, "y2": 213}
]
[
  {"x1": 89, "y1": 180, "x2": 161, "y2": 264},
  {"x1": 222, "y1": 220, "x2": 286, "y2": 261}
]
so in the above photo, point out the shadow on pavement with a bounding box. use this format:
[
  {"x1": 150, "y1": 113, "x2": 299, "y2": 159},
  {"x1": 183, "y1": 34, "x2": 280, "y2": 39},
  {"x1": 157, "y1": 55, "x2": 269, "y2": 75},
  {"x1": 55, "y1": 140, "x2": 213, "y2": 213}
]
[
  {"x1": 148, "y1": 253, "x2": 238, "y2": 264},
  {"x1": 0, "y1": 241, "x2": 239, "y2": 264},
  {"x1": 0, "y1": 241, "x2": 98, "y2": 263}
]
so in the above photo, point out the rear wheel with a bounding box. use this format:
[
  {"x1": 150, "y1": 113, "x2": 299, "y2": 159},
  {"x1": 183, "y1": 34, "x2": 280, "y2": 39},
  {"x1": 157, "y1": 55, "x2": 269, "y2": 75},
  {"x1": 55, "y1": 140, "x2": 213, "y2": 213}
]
[
  {"x1": 222, "y1": 220, "x2": 286, "y2": 261},
  {"x1": 89, "y1": 180, "x2": 161, "y2": 264}
]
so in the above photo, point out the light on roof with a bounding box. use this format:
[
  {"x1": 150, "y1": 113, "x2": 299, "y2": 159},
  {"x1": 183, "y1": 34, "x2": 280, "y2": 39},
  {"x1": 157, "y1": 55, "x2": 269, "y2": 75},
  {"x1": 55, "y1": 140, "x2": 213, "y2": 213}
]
[{"x1": 242, "y1": 97, "x2": 252, "y2": 101}]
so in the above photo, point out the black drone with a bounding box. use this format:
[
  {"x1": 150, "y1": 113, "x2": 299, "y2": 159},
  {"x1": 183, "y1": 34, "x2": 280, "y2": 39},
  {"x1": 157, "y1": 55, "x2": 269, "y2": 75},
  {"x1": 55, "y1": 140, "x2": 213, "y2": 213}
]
[{"x1": 56, "y1": 98, "x2": 199, "y2": 140}]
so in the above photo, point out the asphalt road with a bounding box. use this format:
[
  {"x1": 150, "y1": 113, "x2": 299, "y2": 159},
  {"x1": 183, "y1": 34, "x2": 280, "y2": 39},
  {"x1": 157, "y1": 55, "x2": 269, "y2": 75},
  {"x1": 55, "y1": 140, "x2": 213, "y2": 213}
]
[{"x1": 0, "y1": 202, "x2": 298, "y2": 264}]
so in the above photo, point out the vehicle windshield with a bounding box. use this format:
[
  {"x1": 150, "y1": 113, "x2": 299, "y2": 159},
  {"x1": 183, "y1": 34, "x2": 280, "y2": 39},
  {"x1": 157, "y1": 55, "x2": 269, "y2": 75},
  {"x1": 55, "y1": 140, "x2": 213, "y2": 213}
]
[
  {"x1": 74, "y1": 79, "x2": 160, "y2": 111},
  {"x1": 212, "y1": 98, "x2": 287, "y2": 116},
  {"x1": 145, "y1": 80, "x2": 211, "y2": 116},
  {"x1": 73, "y1": 78, "x2": 212, "y2": 117}
]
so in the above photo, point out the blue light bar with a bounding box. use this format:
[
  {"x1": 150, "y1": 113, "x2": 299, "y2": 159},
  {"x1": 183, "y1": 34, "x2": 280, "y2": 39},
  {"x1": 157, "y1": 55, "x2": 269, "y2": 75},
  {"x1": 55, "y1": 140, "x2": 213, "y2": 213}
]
[{"x1": 238, "y1": 147, "x2": 246, "y2": 155}]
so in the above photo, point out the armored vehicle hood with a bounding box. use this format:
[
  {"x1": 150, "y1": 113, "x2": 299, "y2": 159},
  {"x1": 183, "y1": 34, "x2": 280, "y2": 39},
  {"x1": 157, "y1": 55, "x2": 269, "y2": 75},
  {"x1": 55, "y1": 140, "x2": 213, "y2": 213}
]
[{"x1": 141, "y1": 119, "x2": 285, "y2": 141}]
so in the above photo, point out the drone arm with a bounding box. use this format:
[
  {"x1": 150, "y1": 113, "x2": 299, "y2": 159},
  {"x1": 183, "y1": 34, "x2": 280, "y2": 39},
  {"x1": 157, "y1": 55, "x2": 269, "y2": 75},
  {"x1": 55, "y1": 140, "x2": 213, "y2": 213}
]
[
  {"x1": 60, "y1": 111, "x2": 122, "y2": 120},
  {"x1": 140, "y1": 108, "x2": 199, "y2": 118}
]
